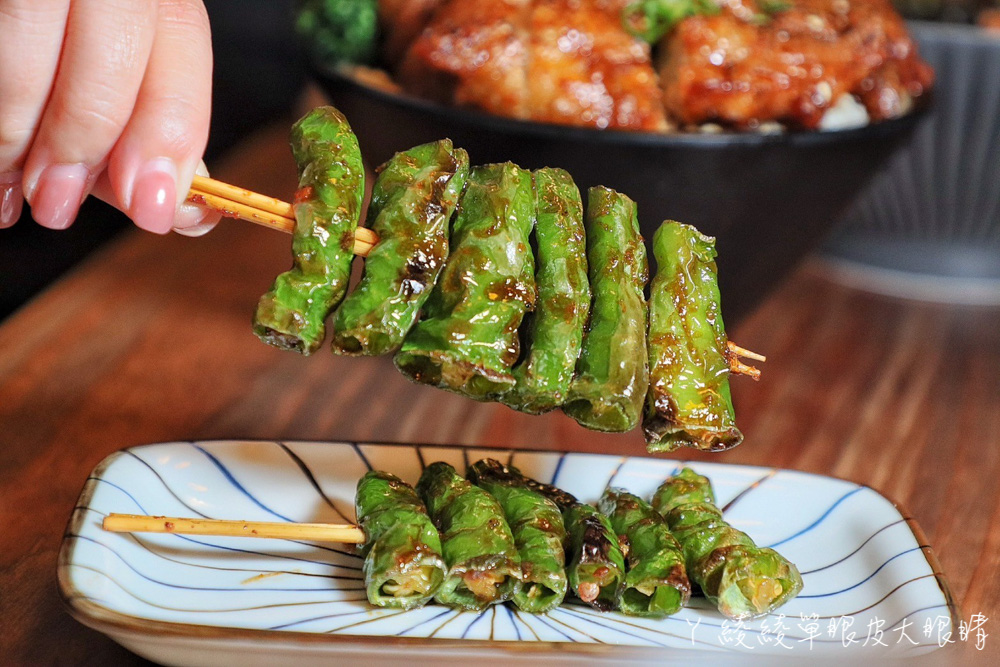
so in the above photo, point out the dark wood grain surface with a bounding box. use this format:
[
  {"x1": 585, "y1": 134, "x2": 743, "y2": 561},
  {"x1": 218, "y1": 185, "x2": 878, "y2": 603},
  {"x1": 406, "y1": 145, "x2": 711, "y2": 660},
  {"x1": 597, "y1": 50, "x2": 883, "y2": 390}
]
[{"x1": 1, "y1": 122, "x2": 997, "y2": 664}]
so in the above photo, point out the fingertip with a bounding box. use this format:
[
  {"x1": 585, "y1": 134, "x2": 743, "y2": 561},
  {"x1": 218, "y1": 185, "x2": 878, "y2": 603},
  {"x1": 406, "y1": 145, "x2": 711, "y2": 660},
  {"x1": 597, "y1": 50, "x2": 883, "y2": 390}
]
[
  {"x1": 173, "y1": 202, "x2": 220, "y2": 237},
  {"x1": 1, "y1": 174, "x2": 24, "y2": 228},
  {"x1": 28, "y1": 163, "x2": 90, "y2": 230},
  {"x1": 129, "y1": 157, "x2": 177, "y2": 234}
]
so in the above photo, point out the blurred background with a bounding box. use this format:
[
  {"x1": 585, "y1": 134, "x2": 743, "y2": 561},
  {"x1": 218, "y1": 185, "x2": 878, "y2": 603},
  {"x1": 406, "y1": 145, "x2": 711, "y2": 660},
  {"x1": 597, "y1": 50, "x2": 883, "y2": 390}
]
[{"x1": 2, "y1": 0, "x2": 998, "y2": 320}]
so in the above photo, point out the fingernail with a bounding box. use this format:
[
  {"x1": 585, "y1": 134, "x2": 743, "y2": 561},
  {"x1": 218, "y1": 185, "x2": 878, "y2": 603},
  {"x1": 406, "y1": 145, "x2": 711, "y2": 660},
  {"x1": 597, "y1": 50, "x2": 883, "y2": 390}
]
[
  {"x1": 130, "y1": 157, "x2": 177, "y2": 234},
  {"x1": 28, "y1": 164, "x2": 90, "y2": 230},
  {"x1": 173, "y1": 201, "x2": 220, "y2": 237},
  {"x1": 1, "y1": 173, "x2": 23, "y2": 229}
]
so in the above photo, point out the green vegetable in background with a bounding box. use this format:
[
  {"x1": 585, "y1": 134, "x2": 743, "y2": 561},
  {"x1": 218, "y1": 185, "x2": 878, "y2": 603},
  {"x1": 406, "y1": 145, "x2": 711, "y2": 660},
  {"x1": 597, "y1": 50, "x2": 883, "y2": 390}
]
[
  {"x1": 253, "y1": 106, "x2": 365, "y2": 355},
  {"x1": 295, "y1": 0, "x2": 379, "y2": 67},
  {"x1": 651, "y1": 467, "x2": 803, "y2": 619},
  {"x1": 643, "y1": 221, "x2": 743, "y2": 451},
  {"x1": 621, "y1": 0, "x2": 721, "y2": 43},
  {"x1": 503, "y1": 168, "x2": 590, "y2": 415},
  {"x1": 355, "y1": 470, "x2": 446, "y2": 609},
  {"x1": 563, "y1": 186, "x2": 649, "y2": 432},
  {"x1": 598, "y1": 488, "x2": 690, "y2": 617},
  {"x1": 416, "y1": 461, "x2": 522, "y2": 610},
  {"x1": 395, "y1": 163, "x2": 536, "y2": 401},
  {"x1": 331, "y1": 140, "x2": 470, "y2": 356},
  {"x1": 466, "y1": 458, "x2": 568, "y2": 613}
]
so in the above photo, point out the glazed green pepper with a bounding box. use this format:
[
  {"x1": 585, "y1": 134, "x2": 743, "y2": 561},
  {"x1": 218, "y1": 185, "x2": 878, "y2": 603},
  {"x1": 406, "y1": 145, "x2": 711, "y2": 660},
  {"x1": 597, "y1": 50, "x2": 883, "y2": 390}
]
[
  {"x1": 644, "y1": 221, "x2": 743, "y2": 452},
  {"x1": 395, "y1": 163, "x2": 536, "y2": 400},
  {"x1": 253, "y1": 106, "x2": 365, "y2": 354},
  {"x1": 330, "y1": 140, "x2": 470, "y2": 356},
  {"x1": 562, "y1": 503, "x2": 628, "y2": 611},
  {"x1": 652, "y1": 468, "x2": 803, "y2": 619},
  {"x1": 563, "y1": 186, "x2": 649, "y2": 432},
  {"x1": 416, "y1": 461, "x2": 522, "y2": 610},
  {"x1": 466, "y1": 459, "x2": 568, "y2": 613},
  {"x1": 503, "y1": 168, "x2": 590, "y2": 414},
  {"x1": 295, "y1": 0, "x2": 379, "y2": 67},
  {"x1": 507, "y1": 471, "x2": 626, "y2": 611},
  {"x1": 355, "y1": 470, "x2": 447, "y2": 609},
  {"x1": 650, "y1": 464, "x2": 716, "y2": 510},
  {"x1": 598, "y1": 488, "x2": 690, "y2": 617}
]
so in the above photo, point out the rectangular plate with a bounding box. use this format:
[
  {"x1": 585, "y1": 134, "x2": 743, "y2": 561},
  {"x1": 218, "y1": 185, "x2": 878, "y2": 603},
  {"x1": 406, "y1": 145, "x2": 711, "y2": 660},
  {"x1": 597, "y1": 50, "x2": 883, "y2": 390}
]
[{"x1": 59, "y1": 441, "x2": 956, "y2": 664}]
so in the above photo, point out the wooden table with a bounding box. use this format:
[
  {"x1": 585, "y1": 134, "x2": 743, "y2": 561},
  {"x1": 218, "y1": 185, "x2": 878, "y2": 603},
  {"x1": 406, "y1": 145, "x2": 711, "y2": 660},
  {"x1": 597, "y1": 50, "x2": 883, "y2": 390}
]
[{"x1": 2, "y1": 122, "x2": 997, "y2": 664}]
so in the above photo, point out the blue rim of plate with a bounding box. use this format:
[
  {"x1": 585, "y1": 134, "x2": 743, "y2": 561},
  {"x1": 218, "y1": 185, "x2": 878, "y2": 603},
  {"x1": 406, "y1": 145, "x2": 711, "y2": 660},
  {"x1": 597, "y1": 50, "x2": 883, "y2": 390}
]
[
  {"x1": 314, "y1": 64, "x2": 930, "y2": 150},
  {"x1": 57, "y1": 440, "x2": 961, "y2": 658}
]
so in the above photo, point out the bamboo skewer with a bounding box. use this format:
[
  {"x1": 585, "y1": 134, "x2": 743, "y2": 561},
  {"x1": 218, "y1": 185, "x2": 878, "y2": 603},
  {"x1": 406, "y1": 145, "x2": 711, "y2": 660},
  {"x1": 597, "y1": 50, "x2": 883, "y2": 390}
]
[
  {"x1": 102, "y1": 513, "x2": 365, "y2": 544},
  {"x1": 185, "y1": 176, "x2": 765, "y2": 377},
  {"x1": 186, "y1": 175, "x2": 377, "y2": 256},
  {"x1": 191, "y1": 175, "x2": 295, "y2": 220},
  {"x1": 727, "y1": 341, "x2": 764, "y2": 380},
  {"x1": 727, "y1": 341, "x2": 766, "y2": 363}
]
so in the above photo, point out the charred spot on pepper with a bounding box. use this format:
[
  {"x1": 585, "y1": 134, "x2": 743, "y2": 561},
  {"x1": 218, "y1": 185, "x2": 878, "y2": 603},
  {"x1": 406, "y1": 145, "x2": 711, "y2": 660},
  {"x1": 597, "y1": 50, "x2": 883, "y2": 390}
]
[{"x1": 579, "y1": 515, "x2": 616, "y2": 563}]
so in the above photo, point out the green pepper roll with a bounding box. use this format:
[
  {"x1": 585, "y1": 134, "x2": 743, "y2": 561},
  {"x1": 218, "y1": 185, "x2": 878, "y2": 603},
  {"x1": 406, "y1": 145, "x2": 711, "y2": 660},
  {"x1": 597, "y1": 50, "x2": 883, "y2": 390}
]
[
  {"x1": 355, "y1": 470, "x2": 447, "y2": 609},
  {"x1": 598, "y1": 488, "x2": 690, "y2": 618},
  {"x1": 503, "y1": 168, "x2": 590, "y2": 414},
  {"x1": 504, "y1": 470, "x2": 627, "y2": 611},
  {"x1": 563, "y1": 186, "x2": 649, "y2": 432},
  {"x1": 562, "y1": 503, "x2": 628, "y2": 611},
  {"x1": 644, "y1": 221, "x2": 743, "y2": 452},
  {"x1": 650, "y1": 464, "x2": 716, "y2": 510},
  {"x1": 253, "y1": 106, "x2": 365, "y2": 354},
  {"x1": 416, "y1": 461, "x2": 522, "y2": 610},
  {"x1": 331, "y1": 140, "x2": 470, "y2": 356},
  {"x1": 395, "y1": 163, "x2": 536, "y2": 400},
  {"x1": 466, "y1": 459, "x2": 568, "y2": 613},
  {"x1": 651, "y1": 468, "x2": 803, "y2": 619}
]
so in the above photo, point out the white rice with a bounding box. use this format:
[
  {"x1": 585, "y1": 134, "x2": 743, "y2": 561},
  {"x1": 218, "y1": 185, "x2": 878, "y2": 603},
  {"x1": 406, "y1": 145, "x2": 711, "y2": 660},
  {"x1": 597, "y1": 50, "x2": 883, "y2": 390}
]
[{"x1": 819, "y1": 93, "x2": 871, "y2": 131}]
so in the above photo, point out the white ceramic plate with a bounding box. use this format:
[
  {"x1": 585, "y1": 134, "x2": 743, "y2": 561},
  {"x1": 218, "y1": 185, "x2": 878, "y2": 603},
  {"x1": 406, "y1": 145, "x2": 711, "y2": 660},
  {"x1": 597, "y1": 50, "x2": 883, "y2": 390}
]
[{"x1": 59, "y1": 441, "x2": 956, "y2": 665}]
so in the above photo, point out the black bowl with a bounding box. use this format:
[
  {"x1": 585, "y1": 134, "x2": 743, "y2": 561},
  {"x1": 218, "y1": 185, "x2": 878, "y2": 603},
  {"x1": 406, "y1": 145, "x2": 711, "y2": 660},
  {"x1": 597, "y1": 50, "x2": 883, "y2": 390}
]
[
  {"x1": 314, "y1": 68, "x2": 925, "y2": 324},
  {"x1": 821, "y1": 23, "x2": 1000, "y2": 303}
]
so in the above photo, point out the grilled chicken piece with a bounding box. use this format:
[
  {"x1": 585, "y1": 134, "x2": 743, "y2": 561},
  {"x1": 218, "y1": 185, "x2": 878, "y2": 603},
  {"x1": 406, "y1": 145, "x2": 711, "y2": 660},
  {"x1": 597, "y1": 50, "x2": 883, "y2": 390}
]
[
  {"x1": 399, "y1": 0, "x2": 530, "y2": 118},
  {"x1": 659, "y1": 0, "x2": 933, "y2": 129},
  {"x1": 528, "y1": 0, "x2": 668, "y2": 130},
  {"x1": 398, "y1": 0, "x2": 668, "y2": 131}
]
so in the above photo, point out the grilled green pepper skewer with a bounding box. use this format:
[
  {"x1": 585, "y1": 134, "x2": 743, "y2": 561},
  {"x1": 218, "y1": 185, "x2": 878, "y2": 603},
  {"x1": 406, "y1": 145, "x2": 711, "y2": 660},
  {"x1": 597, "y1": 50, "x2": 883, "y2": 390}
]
[
  {"x1": 520, "y1": 474, "x2": 627, "y2": 611},
  {"x1": 331, "y1": 140, "x2": 470, "y2": 356},
  {"x1": 564, "y1": 186, "x2": 649, "y2": 432},
  {"x1": 355, "y1": 470, "x2": 447, "y2": 609},
  {"x1": 416, "y1": 462, "x2": 522, "y2": 610},
  {"x1": 253, "y1": 106, "x2": 365, "y2": 354},
  {"x1": 396, "y1": 163, "x2": 536, "y2": 400},
  {"x1": 467, "y1": 459, "x2": 568, "y2": 613},
  {"x1": 503, "y1": 168, "x2": 590, "y2": 414},
  {"x1": 644, "y1": 221, "x2": 743, "y2": 451},
  {"x1": 598, "y1": 488, "x2": 690, "y2": 617},
  {"x1": 651, "y1": 468, "x2": 803, "y2": 619}
]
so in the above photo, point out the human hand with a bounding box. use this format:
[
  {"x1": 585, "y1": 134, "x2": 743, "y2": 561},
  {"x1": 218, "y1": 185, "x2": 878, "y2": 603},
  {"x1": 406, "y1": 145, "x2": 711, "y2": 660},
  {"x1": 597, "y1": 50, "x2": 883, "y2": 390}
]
[{"x1": 0, "y1": 0, "x2": 221, "y2": 236}]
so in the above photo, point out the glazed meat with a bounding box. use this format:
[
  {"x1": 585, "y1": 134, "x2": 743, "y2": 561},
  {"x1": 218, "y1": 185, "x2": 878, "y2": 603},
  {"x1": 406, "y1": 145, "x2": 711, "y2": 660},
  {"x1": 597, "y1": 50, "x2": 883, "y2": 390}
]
[
  {"x1": 659, "y1": 0, "x2": 934, "y2": 129},
  {"x1": 397, "y1": 0, "x2": 669, "y2": 131},
  {"x1": 378, "y1": 0, "x2": 444, "y2": 65}
]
